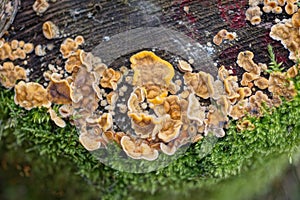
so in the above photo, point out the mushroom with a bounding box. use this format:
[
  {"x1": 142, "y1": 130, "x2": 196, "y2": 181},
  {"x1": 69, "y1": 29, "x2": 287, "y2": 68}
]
[
  {"x1": 212, "y1": 79, "x2": 225, "y2": 100},
  {"x1": 277, "y1": 0, "x2": 286, "y2": 6},
  {"x1": 245, "y1": 6, "x2": 263, "y2": 25},
  {"x1": 64, "y1": 50, "x2": 83, "y2": 73},
  {"x1": 160, "y1": 142, "x2": 177, "y2": 156},
  {"x1": 12, "y1": 48, "x2": 26, "y2": 60},
  {"x1": 229, "y1": 99, "x2": 249, "y2": 120},
  {"x1": 292, "y1": 9, "x2": 300, "y2": 28},
  {"x1": 268, "y1": 72, "x2": 297, "y2": 100},
  {"x1": 236, "y1": 87, "x2": 252, "y2": 101},
  {"x1": 42, "y1": 21, "x2": 60, "y2": 40},
  {"x1": 263, "y1": 5, "x2": 273, "y2": 13},
  {"x1": 205, "y1": 105, "x2": 228, "y2": 128},
  {"x1": 270, "y1": 18, "x2": 300, "y2": 60},
  {"x1": 272, "y1": 95, "x2": 283, "y2": 107},
  {"x1": 10, "y1": 40, "x2": 18, "y2": 50},
  {"x1": 285, "y1": 2, "x2": 298, "y2": 15},
  {"x1": 184, "y1": 71, "x2": 215, "y2": 99},
  {"x1": 254, "y1": 77, "x2": 269, "y2": 89},
  {"x1": 0, "y1": 62, "x2": 27, "y2": 89},
  {"x1": 98, "y1": 113, "x2": 113, "y2": 132},
  {"x1": 60, "y1": 38, "x2": 79, "y2": 59},
  {"x1": 14, "y1": 81, "x2": 51, "y2": 110},
  {"x1": 100, "y1": 68, "x2": 122, "y2": 90},
  {"x1": 223, "y1": 76, "x2": 240, "y2": 104},
  {"x1": 144, "y1": 83, "x2": 168, "y2": 105},
  {"x1": 286, "y1": 65, "x2": 298, "y2": 78},
  {"x1": 237, "y1": 120, "x2": 255, "y2": 131},
  {"x1": 59, "y1": 104, "x2": 74, "y2": 118},
  {"x1": 178, "y1": 59, "x2": 193, "y2": 72},
  {"x1": 218, "y1": 65, "x2": 230, "y2": 81},
  {"x1": 0, "y1": 43, "x2": 12, "y2": 60},
  {"x1": 187, "y1": 93, "x2": 205, "y2": 124},
  {"x1": 272, "y1": 6, "x2": 283, "y2": 14},
  {"x1": 47, "y1": 75, "x2": 72, "y2": 105},
  {"x1": 35, "y1": 44, "x2": 46, "y2": 57},
  {"x1": 163, "y1": 95, "x2": 182, "y2": 120},
  {"x1": 213, "y1": 34, "x2": 223, "y2": 46},
  {"x1": 106, "y1": 91, "x2": 118, "y2": 105},
  {"x1": 128, "y1": 113, "x2": 160, "y2": 139},
  {"x1": 249, "y1": 91, "x2": 273, "y2": 111},
  {"x1": 33, "y1": 0, "x2": 49, "y2": 15},
  {"x1": 130, "y1": 51, "x2": 175, "y2": 87},
  {"x1": 23, "y1": 43, "x2": 34, "y2": 54},
  {"x1": 120, "y1": 136, "x2": 159, "y2": 161},
  {"x1": 79, "y1": 131, "x2": 102, "y2": 151},
  {"x1": 237, "y1": 51, "x2": 261, "y2": 75},
  {"x1": 48, "y1": 107, "x2": 66, "y2": 128},
  {"x1": 158, "y1": 115, "x2": 182, "y2": 143},
  {"x1": 213, "y1": 29, "x2": 236, "y2": 45},
  {"x1": 75, "y1": 35, "x2": 85, "y2": 46},
  {"x1": 216, "y1": 95, "x2": 231, "y2": 115}
]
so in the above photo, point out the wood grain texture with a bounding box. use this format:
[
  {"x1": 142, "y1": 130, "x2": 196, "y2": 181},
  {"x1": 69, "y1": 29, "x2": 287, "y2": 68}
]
[{"x1": 2, "y1": 0, "x2": 291, "y2": 82}]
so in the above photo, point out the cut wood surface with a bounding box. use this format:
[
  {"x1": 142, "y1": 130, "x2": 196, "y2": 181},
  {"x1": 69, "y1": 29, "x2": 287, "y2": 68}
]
[{"x1": 3, "y1": 0, "x2": 291, "y2": 83}]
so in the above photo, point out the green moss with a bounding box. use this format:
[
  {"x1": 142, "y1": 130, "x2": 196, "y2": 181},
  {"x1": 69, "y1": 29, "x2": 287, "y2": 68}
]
[{"x1": 1, "y1": 74, "x2": 300, "y2": 199}]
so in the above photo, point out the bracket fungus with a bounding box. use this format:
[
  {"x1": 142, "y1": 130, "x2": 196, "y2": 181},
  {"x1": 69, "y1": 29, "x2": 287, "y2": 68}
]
[
  {"x1": 60, "y1": 38, "x2": 80, "y2": 59},
  {"x1": 246, "y1": 6, "x2": 263, "y2": 25},
  {"x1": 268, "y1": 71, "x2": 297, "y2": 100},
  {"x1": 158, "y1": 115, "x2": 182, "y2": 143},
  {"x1": 14, "y1": 81, "x2": 51, "y2": 110},
  {"x1": 33, "y1": 0, "x2": 49, "y2": 15},
  {"x1": 100, "y1": 68, "x2": 122, "y2": 90},
  {"x1": 213, "y1": 29, "x2": 237, "y2": 45},
  {"x1": 187, "y1": 93, "x2": 206, "y2": 124},
  {"x1": 48, "y1": 108, "x2": 66, "y2": 128},
  {"x1": 120, "y1": 136, "x2": 159, "y2": 161},
  {"x1": 270, "y1": 13, "x2": 300, "y2": 60},
  {"x1": 178, "y1": 59, "x2": 193, "y2": 72},
  {"x1": 184, "y1": 71, "x2": 214, "y2": 99},
  {"x1": 0, "y1": 62, "x2": 26, "y2": 88},
  {"x1": 237, "y1": 51, "x2": 261, "y2": 75},
  {"x1": 229, "y1": 99, "x2": 249, "y2": 120},
  {"x1": 128, "y1": 113, "x2": 160, "y2": 139},
  {"x1": 130, "y1": 51, "x2": 175, "y2": 87},
  {"x1": 42, "y1": 21, "x2": 59, "y2": 40},
  {"x1": 79, "y1": 131, "x2": 102, "y2": 151},
  {"x1": 47, "y1": 75, "x2": 72, "y2": 105}
]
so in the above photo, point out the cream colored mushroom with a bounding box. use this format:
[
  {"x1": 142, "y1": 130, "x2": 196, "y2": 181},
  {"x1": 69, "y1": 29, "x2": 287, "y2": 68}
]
[
  {"x1": 120, "y1": 136, "x2": 159, "y2": 161},
  {"x1": 158, "y1": 115, "x2": 182, "y2": 143},
  {"x1": 48, "y1": 108, "x2": 66, "y2": 128},
  {"x1": 187, "y1": 93, "x2": 205, "y2": 124},
  {"x1": 178, "y1": 60, "x2": 193, "y2": 72}
]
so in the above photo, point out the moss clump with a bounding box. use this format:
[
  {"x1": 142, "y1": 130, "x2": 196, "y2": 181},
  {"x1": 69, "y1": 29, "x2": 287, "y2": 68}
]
[{"x1": 1, "y1": 74, "x2": 300, "y2": 199}]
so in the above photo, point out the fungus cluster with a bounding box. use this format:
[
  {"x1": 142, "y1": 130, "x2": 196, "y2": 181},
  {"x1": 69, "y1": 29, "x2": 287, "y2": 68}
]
[
  {"x1": 14, "y1": 81, "x2": 51, "y2": 110},
  {"x1": 213, "y1": 29, "x2": 237, "y2": 46},
  {"x1": 68, "y1": 50, "x2": 241, "y2": 160},
  {"x1": 1, "y1": 1, "x2": 299, "y2": 163},
  {"x1": 0, "y1": 40, "x2": 34, "y2": 60},
  {"x1": 246, "y1": 0, "x2": 299, "y2": 25},
  {"x1": 0, "y1": 62, "x2": 27, "y2": 88},
  {"x1": 270, "y1": 9, "x2": 300, "y2": 60}
]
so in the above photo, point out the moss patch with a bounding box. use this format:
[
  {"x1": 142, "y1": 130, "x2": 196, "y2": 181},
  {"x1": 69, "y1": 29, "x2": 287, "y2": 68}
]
[{"x1": 1, "y1": 74, "x2": 300, "y2": 199}]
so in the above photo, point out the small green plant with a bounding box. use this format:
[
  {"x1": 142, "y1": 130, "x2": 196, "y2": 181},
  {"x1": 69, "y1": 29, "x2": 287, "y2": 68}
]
[{"x1": 266, "y1": 44, "x2": 285, "y2": 73}]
